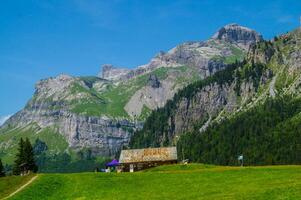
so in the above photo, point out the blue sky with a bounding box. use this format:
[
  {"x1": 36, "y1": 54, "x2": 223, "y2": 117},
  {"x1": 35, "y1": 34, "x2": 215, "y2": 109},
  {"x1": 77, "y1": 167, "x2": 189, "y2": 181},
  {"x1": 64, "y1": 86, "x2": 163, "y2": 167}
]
[{"x1": 0, "y1": 0, "x2": 300, "y2": 122}]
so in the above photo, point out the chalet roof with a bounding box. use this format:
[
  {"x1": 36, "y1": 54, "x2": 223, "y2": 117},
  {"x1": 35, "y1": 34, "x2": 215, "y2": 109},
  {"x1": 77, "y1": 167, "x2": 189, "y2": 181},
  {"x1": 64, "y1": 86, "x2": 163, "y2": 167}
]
[{"x1": 119, "y1": 147, "x2": 177, "y2": 164}]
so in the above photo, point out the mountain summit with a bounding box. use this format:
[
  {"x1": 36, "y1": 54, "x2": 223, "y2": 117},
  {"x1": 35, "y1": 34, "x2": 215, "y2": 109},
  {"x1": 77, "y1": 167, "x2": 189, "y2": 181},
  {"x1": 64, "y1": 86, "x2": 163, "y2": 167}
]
[
  {"x1": 212, "y1": 23, "x2": 263, "y2": 50},
  {"x1": 99, "y1": 24, "x2": 261, "y2": 82}
]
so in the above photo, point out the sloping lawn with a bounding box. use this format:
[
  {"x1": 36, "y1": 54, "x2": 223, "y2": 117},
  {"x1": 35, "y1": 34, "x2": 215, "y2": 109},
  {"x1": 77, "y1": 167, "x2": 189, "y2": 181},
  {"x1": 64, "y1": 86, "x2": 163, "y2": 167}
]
[
  {"x1": 0, "y1": 174, "x2": 35, "y2": 199},
  {"x1": 4, "y1": 164, "x2": 301, "y2": 200}
]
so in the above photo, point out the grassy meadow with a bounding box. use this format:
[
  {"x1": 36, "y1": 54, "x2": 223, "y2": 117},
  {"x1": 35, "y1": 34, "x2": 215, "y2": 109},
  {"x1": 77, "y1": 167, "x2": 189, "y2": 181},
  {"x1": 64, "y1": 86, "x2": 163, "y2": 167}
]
[
  {"x1": 1, "y1": 164, "x2": 301, "y2": 200},
  {"x1": 0, "y1": 174, "x2": 35, "y2": 199}
]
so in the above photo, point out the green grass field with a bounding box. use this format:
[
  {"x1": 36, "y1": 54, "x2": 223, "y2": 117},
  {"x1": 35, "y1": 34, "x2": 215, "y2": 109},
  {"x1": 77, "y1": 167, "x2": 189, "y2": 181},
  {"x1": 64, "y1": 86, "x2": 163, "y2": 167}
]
[
  {"x1": 0, "y1": 174, "x2": 35, "y2": 199},
  {"x1": 1, "y1": 164, "x2": 301, "y2": 200}
]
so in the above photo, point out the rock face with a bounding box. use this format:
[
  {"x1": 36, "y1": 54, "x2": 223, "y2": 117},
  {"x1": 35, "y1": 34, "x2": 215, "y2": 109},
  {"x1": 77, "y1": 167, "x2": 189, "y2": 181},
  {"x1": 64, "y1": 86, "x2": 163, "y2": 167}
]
[
  {"x1": 148, "y1": 74, "x2": 161, "y2": 88},
  {"x1": 212, "y1": 23, "x2": 263, "y2": 50},
  {"x1": 100, "y1": 64, "x2": 131, "y2": 81},
  {"x1": 34, "y1": 74, "x2": 75, "y2": 102},
  {"x1": 171, "y1": 79, "x2": 259, "y2": 136},
  {"x1": 6, "y1": 110, "x2": 134, "y2": 157},
  {"x1": 125, "y1": 78, "x2": 177, "y2": 117},
  {"x1": 0, "y1": 24, "x2": 263, "y2": 164},
  {"x1": 100, "y1": 24, "x2": 261, "y2": 82},
  {"x1": 3, "y1": 75, "x2": 139, "y2": 157}
]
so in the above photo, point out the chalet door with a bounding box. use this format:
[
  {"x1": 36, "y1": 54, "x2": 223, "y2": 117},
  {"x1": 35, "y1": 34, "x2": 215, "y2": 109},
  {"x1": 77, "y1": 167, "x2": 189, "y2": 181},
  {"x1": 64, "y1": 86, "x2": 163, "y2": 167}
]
[{"x1": 130, "y1": 164, "x2": 134, "y2": 172}]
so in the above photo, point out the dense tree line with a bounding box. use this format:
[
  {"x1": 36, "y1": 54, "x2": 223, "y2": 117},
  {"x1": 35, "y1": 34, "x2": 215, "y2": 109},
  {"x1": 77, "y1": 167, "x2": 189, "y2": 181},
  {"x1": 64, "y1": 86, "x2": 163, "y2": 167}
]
[
  {"x1": 35, "y1": 151, "x2": 109, "y2": 173},
  {"x1": 0, "y1": 159, "x2": 5, "y2": 177},
  {"x1": 13, "y1": 138, "x2": 38, "y2": 175},
  {"x1": 130, "y1": 60, "x2": 267, "y2": 149},
  {"x1": 177, "y1": 95, "x2": 301, "y2": 165},
  {"x1": 32, "y1": 138, "x2": 109, "y2": 173}
]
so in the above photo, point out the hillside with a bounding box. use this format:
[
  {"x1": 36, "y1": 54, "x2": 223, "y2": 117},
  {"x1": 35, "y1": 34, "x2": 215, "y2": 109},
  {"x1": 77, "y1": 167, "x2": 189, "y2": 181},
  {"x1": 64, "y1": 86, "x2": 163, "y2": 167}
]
[
  {"x1": 2, "y1": 165, "x2": 301, "y2": 199},
  {"x1": 130, "y1": 28, "x2": 301, "y2": 165},
  {"x1": 0, "y1": 24, "x2": 260, "y2": 172}
]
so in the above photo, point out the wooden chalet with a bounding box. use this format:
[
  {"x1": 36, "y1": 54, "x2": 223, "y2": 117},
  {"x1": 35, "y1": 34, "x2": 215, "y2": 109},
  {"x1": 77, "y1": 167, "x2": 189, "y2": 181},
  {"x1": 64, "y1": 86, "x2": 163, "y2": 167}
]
[{"x1": 118, "y1": 147, "x2": 177, "y2": 172}]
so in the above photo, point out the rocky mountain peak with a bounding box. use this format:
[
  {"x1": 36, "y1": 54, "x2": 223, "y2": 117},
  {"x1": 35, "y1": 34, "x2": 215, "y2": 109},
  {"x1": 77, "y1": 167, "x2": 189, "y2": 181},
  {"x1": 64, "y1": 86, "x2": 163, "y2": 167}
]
[
  {"x1": 34, "y1": 74, "x2": 75, "y2": 102},
  {"x1": 36, "y1": 74, "x2": 73, "y2": 92},
  {"x1": 212, "y1": 23, "x2": 263, "y2": 50},
  {"x1": 99, "y1": 64, "x2": 131, "y2": 81}
]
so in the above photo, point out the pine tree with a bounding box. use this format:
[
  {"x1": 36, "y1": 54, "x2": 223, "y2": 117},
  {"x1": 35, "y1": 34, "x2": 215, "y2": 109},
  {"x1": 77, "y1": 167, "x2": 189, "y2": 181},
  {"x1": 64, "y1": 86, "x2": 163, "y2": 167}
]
[
  {"x1": 24, "y1": 138, "x2": 38, "y2": 173},
  {"x1": 13, "y1": 138, "x2": 25, "y2": 175},
  {"x1": 0, "y1": 159, "x2": 5, "y2": 177}
]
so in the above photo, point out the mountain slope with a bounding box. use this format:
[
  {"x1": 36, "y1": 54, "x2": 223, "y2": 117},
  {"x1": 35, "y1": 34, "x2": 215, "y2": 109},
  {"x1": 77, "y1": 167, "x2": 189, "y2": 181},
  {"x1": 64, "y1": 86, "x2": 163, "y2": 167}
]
[
  {"x1": 177, "y1": 95, "x2": 301, "y2": 165},
  {"x1": 0, "y1": 24, "x2": 262, "y2": 171},
  {"x1": 130, "y1": 28, "x2": 301, "y2": 165}
]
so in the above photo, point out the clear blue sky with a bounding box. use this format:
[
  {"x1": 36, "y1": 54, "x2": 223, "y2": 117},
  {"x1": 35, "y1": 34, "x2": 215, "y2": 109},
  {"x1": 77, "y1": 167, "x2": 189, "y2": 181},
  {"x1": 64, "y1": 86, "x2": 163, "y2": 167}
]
[{"x1": 0, "y1": 0, "x2": 300, "y2": 121}]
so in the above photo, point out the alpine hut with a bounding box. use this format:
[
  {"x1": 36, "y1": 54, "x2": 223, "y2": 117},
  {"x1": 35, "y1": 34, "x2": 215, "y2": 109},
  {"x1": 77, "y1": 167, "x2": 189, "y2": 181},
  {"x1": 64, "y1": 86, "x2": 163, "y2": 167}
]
[{"x1": 119, "y1": 147, "x2": 177, "y2": 172}]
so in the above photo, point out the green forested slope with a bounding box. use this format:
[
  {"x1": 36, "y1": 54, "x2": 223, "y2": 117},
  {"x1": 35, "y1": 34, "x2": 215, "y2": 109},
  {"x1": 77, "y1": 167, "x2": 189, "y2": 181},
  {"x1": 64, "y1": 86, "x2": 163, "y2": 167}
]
[{"x1": 177, "y1": 95, "x2": 301, "y2": 165}]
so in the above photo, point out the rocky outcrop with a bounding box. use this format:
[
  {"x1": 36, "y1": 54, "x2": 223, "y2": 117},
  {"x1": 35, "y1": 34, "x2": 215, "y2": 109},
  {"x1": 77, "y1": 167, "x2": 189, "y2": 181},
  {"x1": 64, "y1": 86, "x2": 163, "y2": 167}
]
[
  {"x1": 171, "y1": 83, "x2": 237, "y2": 135},
  {"x1": 34, "y1": 74, "x2": 75, "y2": 101},
  {"x1": 247, "y1": 41, "x2": 276, "y2": 64},
  {"x1": 148, "y1": 74, "x2": 161, "y2": 88},
  {"x1": 212, "y1": 23, "x2": 263, "y2": 50},
  {"x1": 100, "y1": 24, "x2": 260, "y2": 82},
  {"x1": 4, "y1": 104, "x2": 137, "y2": 157},
  {"x1": 125, "y1": 79, "x2": 178, "y2": 118},
  {"x1": 102, "y1": 40, "x2": 233, "y2": 81},
  {"x1": 100, "y1": 64, "x2": 131, "y2": 81},
  {"x1": 169, "y1": 76, "x2": 263, "y2": 137}
]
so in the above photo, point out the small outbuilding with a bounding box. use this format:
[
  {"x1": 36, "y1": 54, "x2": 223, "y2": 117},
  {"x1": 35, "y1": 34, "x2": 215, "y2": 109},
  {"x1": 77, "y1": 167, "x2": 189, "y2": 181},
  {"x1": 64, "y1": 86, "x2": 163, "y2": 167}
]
[
  {"x1": 105, "y1": 159, "x2": 120, "y2": 172},
  {"x1": 106, "y1": 159, "x2": 119, "y2": 168},
  {"x1": 119, "y1": 147, "x2": 177, "y2": 172}
]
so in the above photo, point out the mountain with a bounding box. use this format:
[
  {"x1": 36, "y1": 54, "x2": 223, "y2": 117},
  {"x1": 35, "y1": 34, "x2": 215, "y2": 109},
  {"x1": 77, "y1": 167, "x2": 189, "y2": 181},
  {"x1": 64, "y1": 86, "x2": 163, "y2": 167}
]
[
  {"x1": 130, "y1": 28, "x2": 301, "y2": 165},
  {"x1": 0, "y1": 24, "x2": 261, "y2": 172}
]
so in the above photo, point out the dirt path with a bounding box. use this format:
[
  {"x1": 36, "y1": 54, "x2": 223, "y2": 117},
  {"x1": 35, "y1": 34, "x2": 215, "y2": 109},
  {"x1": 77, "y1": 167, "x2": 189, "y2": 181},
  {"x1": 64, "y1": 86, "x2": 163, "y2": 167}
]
[{"x1": 2, "y1": 175, "x2": 38, "y2": 200}]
